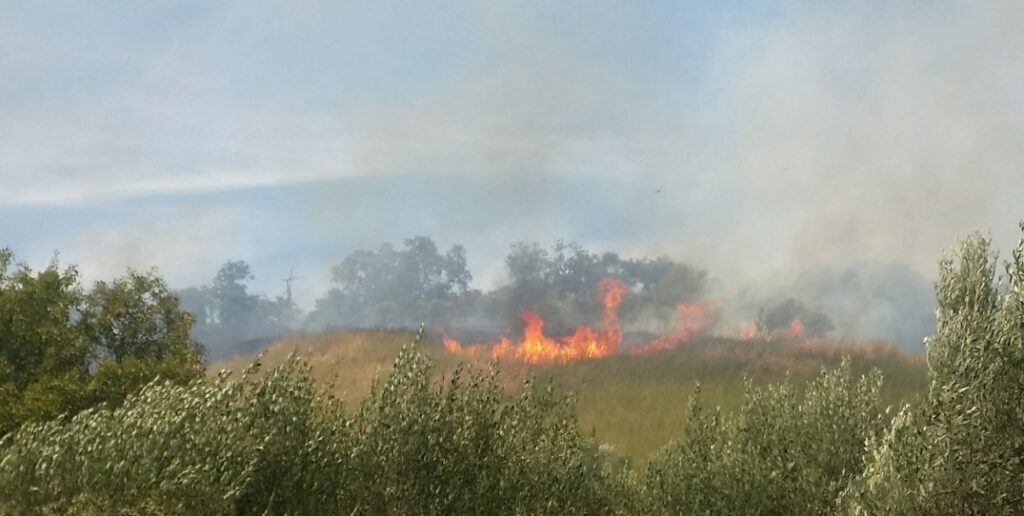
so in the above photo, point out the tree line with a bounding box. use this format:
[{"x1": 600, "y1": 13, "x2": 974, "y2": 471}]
[
  {"x1": 0, "y1": 234, "x2": 841, "y2": 433},
  {"x1": 185, "y1": 236, "x2": 836, "y2": 360},
  {"x1": 1, "y1": 228, "x2": 1022, "y2": 513}
]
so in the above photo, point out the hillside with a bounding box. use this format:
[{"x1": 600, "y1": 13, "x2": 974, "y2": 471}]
[{"x1": 215, "y1": 330, "x2": 927, "y2": 463}]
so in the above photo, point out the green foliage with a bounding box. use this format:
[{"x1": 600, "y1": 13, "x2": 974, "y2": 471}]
[
  {"x1": 0, "y1": 252, "x2": 90, "y2": 434},
  {"x1": 0, "y1": 252, "x2": 203, "y2": 437},
  {"x1": 308, "y1": 237, "x2": 473, "y2": 331},
  {"x1": 82, "y1": 272, "x2": 197, "y2": 362},
  {"x1": 347, "y1": 339, "x2": 636, "y2": 514},
  {"x1": 80, "y1": 272, "x2": 203, "y2": 406},
  {"x1": 6, "y1": 226, "x2": 1024, "y2": 514},
  {"x1": 842, "y1": 228, "x2": 1024, "y2": 514},
  {"x1": 0, "y1": 332, "x2": 638, "y2": 515},
  {"x1": 645, "y1": 359, "x2": 883, "y2": 515}
]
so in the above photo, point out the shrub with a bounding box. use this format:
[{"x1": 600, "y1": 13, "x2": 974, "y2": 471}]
[
  {"x1": 841, "y1": 228, "x2": 1024, "y2": 514},
  {"x1": 645, "y1": 359, "x2": 883, "y2": 515},
  {"x1": 0, "y1": 331, "x2": 634, "y2": 515},
  {"x1": 8, "y1": 226, "x2": 1024, "y2": 514}
]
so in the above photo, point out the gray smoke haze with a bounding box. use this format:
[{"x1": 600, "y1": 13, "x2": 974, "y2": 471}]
[
  {"x1": 711, "y1": 261, "x2": 935, "y2": 349},
  {"x1": 284, "y1": 1, "x2": 1023, "y2": 348},
  {"x1": 301, "y1": 1, "x2": 1023, "y2": 283},
  {"x1": 3, "y1": 2, "x2": 1020, "y2": 350},
  {"x1": 723, "y1": 1, "x2": 1024, "y2": 277}
]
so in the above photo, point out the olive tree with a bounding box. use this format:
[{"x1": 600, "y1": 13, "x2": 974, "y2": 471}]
[{"x1": 842, "y1": 226, "x2": 1024, "y2": 514}]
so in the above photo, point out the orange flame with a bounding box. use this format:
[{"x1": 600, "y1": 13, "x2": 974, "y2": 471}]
[
  {"x1": 778, "y1": 318, "x2": 805, "y2": 339},
  {"x1": 442, "y1": 277, "x2": 718, "y2": 364},
  {"x1": 739, "y1": 320, "x2": 759, "y2": 340},
  {"x1": 633, "y1": 301, "x2": 717, "y2": 353},
  {"x1": 443, "y1": 278, "x2": 626, "y2": 364},
  {"x1": 597, "y1": 276, "x2": 625, "y2": 322},
  {"x1": 737, "y1": 317, "x2": 805, "y2": 340}
]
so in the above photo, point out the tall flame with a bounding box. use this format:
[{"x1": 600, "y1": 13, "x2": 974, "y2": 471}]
[
  {"x1": 632, "y1": 301, "x2": 717, "y2": 354},
  {"x1": 442, "y1": 276, "x2": 717, "y2": 364},
  {"x1": 501, "y1": 277, "x2": 626, "y2": 362}
]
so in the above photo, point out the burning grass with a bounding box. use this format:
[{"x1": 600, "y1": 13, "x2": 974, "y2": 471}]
[
  {"x1": 437, "y1": 274, "x2": 827, "y2": 367},
  {"x1": 215, "y1": 329, "x2": 926, "y2": 463},
  {"x1": 440, "y1": 276, "x2": 721, "y2": 364}
]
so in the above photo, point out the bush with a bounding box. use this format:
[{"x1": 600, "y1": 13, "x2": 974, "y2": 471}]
[
  {"x1": 6, "y1": 226, "x2": 1024, "y2": 514},
  {"x1": 645, "y1": 359, "x2": 883, "y2": 515},
  {"x1": 841, "y1": 228, "x2": 1024, "y2": 514},
  {"x1": 0, "y1": 331, "x2": 636, "y2": 515}
]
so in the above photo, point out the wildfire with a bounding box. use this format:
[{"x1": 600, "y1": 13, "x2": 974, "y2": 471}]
[
  {"x1": 442, "y1": 276, "x2": 718, "y2": 364},
  {"x1": 740, "y1": 321, "x2": 760, "y2": 340},
  {"x1": 443, "y1": 277, "x2": 626, "y2": 363},
  {"x1": 779, "y1": 318, "x2": 805, "y2": 339},
  {"x1": 632, "y1": 302, "x2": 717, "y2": 354},
  {"x1": 738, "y1": 317, "x2": 805, "y2": 340}
]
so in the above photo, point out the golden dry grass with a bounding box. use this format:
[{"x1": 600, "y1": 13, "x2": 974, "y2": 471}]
[{"x1": 213, "y1": 330, "x2": 928, "y2": 464}]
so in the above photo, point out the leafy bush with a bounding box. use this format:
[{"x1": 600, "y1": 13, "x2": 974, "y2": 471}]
[
  {"x1": 645, "y1": 359, "x2": 883, "y2": 515},
  {"x1": 6, "y1": 226, "x2": 1024, "y2": 514},
  {"x1": 0, "y1": 331, "x2": 637, "y2": 515},
  {"x1": 841, "y1": 228, "x2": 1024, "y2": 514}
]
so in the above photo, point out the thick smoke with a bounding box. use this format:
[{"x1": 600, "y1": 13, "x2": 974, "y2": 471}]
[
  {"x1": 4, "y1": 3, "x2": 1021, "y2": 331},
  {"x1": 299, "y1": 2, "x2": 1023, "y2": 337},
  {"x1": 718, "y1": 1, "x2": 1024, "y2": 276},
  {"x1": 717, "y1": 262, "x2": 935, "y2": 349},
  {"x1": 793, "y1": 263, "x2": 935, "y2": 349},
  {"x1": 126, "y1": 2, "x2": 1024, "y2": 357}
]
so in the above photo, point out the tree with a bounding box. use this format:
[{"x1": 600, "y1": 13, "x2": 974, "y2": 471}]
[
  {"x1": 651, "y1": 263, "x2": 707, "y2": 306},
  {"x1": 842, "y1": 227, "x2": 1024, "y2": 513},
  {"x1": 0, "y1": 250, "x2": 204, "y2": 436},
  {"x1": 314, "y1": 237, "x2": 473, "y2": 329},
  {"x1": 179, "y1": 260, "x2": 301, "y2": 361},
  {"x1": 308, "y1": 236, "x2": 709, "y2": 338},
  {"x1": 210, "y1": 260, "x2": 258, "y2": 326},
  {"x1": 79, "y1": 271, "x2": 204, "y2": 406},
  {"x1": 80, "y1": 271, "x2": 198, "y2": 363},
  {"x1": 505, "y1": 242, "x2": 552, "y2": 295},
  {"x1": 0, "y1": 251, "x2": 88, "y2": 434}
]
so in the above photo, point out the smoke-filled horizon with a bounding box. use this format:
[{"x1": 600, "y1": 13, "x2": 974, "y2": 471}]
[
  {"x1": 1, "y1": 1, "x2": 1019, "y2": 345},
  {"x1": 168, "y1": 234, "x2": 936, "y2": 361}
]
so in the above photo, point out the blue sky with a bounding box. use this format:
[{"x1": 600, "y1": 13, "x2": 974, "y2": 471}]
[{"x1": 2, "y1": 1, "x2": 1022, "y2": 310}]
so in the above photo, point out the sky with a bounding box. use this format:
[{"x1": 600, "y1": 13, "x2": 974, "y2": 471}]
[{"x1": 2, "y1": 0, "x2": 1023, "y2": 313}]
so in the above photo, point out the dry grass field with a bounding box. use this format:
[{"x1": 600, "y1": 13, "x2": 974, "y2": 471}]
[{"x1": 214, "y1": 330, "x2": 927, "y2": 464}]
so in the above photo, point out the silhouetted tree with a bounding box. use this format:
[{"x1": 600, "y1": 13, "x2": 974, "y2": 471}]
[
  {"x1": 178, "y1": 260, "x2": 300, "y2": 361},
  {"x1": 760, "y1": 298, "x2": 834, "y2": 337},
  {"x1": 309, "y1": 237, "x2": 473, "y2": 330}
]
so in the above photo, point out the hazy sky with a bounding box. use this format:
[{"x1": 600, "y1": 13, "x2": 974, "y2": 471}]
[{"x1": 2, "y1": 1, "x2": 1022, "y2": 307}]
